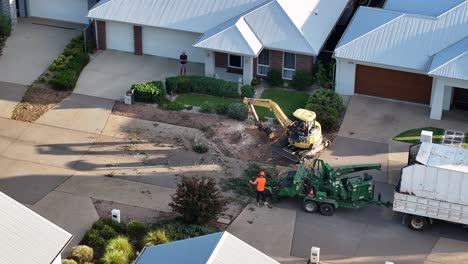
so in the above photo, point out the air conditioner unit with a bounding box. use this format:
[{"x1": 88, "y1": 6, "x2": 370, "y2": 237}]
[{"x1": 420, "y1": 130, "x2": 433, "y2": 143}]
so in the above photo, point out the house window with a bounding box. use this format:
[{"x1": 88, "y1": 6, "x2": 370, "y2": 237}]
[
  {"x1": 228, "y1": 54, "x2": 243, "y2": 69},
  {"x1": 257, "y1": 49, "x2": 270, "y2": 76},
  {"x1": 283, "y1": 52, "x2": 296, "y2": 80}
]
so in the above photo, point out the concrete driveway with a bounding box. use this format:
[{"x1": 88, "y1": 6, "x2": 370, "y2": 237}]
[
  {"x1": 0, "y1": 18, "x2": 84, "y2": 85},
  {"x1": 74, "y1": 50, "x2": 204, "y2": 100}
]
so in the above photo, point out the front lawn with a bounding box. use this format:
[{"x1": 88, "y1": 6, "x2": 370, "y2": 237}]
[
  {"x1": 175, "y1": 94, "x2": 240, "y2": 107},
  {"x1": 393, "y1": 127, "x2": 445, "y2": 144},
  {"x1": 255, "y1": 88, "x2": 309, "y2": 119},
  {"x1": 464, "y1": 135, "x2": 468, "y2": 149}
]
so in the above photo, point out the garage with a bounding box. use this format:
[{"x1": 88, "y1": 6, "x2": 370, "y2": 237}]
[
  {"x1": 106, "y1": 22, "x2": 134, "y2": 53},
  {"x1": 355, "y1": 65, "x2": 433, "y2": 105},
  {"x1": 142, "y1": 26, "x2": 205, "y2": 63},
  {"x1": 26, "y1": 0, "x2": 90, "y2": 24},
  {"x1": 453, "y1": 88, "x2": 468, "y2": 110}
]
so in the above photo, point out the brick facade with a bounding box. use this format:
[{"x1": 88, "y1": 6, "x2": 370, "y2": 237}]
[{"x1": 133, "y1": 25, "x2": 142, "y2": 55}]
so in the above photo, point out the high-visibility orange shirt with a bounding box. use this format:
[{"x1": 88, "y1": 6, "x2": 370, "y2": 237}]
[{"x1": 254, "y1": 177, "x2": 266, "y2": 192}]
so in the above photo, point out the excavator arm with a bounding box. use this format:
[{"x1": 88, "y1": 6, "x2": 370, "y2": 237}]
[{"x1": 242, "y1": 97, "x2": 292, "y2": 129}]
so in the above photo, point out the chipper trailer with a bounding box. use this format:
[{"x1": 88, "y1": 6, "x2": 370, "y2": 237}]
[
  {"x1": 393, "y1": 142, "x2": 468, "y2": 231},
  {"x1": 278, "y1": 159, "x2": 390, "y2": 216}
]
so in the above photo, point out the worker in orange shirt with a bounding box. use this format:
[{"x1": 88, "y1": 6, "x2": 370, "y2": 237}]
[{"x1": 250, "y1": 171, "x2": 267, "y2": 206}]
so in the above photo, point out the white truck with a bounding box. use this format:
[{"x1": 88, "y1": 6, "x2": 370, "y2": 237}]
[{"x1": 393, "y1": 142, "x2": 468, "y2": 231}]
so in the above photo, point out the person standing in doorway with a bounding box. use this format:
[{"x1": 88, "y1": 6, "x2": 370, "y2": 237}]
[
  {"x1": 179, "y1": 51, "x2": 188, "y2": 75},
  {"x1": 249, "y1": 171, "x2": 267, "y2": 206}
]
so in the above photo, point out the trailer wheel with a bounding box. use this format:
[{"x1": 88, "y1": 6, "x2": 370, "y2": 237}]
[
  {"x1": 319, "y1": 203, "x2": 335, "y2": 216},
  {"x1": 303, "y1": 201, "x2": 318, "y2": 213},
  {"x1": 407, "y1": 215, "x2": 429, "y2": 231}
]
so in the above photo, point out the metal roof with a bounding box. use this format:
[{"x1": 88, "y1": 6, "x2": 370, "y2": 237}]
[
  {"x1": 429, "y1": 37, "x2": 468, "y2": 80},
  {"x1": 416, "y1": 143, "x2": 468, "y2": 174},
  {"x1": 335, "y1": 1, "x2": 468, "y2": 80},
  {"x1": 0, "y1": 192, "x2": 73, "y2": 264},
  {"x1": 384, "y1": 0, "x2": 466, "y2": 16},
  {"x1": 134, "y1": 232, "x2": 279, "y2": 264},
  {"x1": 90, "y1": 0, "x2": 348, "y2": 56},
  {"x1": 88, "y1": 0, "x2": 269, "y2": 33}
]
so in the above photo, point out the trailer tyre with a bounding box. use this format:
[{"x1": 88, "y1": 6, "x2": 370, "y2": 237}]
[
  {"x1": 319, "y1": 203, "x2": 335, "y2": 216},
  {"x1": 303, "y1": 200, "x2": 318, "y2": 213},
  {"x1": 407, "y1": 215, "x2": 429, "y2": 231}
]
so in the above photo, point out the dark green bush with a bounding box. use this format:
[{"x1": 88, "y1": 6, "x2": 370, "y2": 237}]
[
  {"x1": 251, "y1": 77, "x2": 261, "y2": 87},
  {"x1": 291, "y1": 70, "x2": 313, "y2": 90},
  {"x1": 241, "y1": 85, "x2": 255, "y2": 98},
  {"x1": 266, "y1": 69, "x2": 282, "y2": 87},
  {"x1": 227, "y1": 103, "x2": 248, "y2": 120},
  {"x1": 307, "y1": 89, "x2": 343, "y2": 112},
  {"x1": 199, "y1": 101, "x2": 214, "y2": 113},
  {"x1": 82, "y1": 229, "x2": 106, "y2": 251},
  {"x1": 192, "y1": 143, "x2": 208, "y2": 154},
  {"x1": 132, "y1": 81, "x2": 165, "y2": 103},
  {"x1": 315, "y1": 60, "x2": 335, "y2": 87},
  {"x1": 0, "y1": 15, "x2": 12, "y2": 37},
  {"x1": 99, "y1": 225, "x2": 118, "y2": 240},
  {"x1": 165, "y1": 76, "x2": 191, "y2": 94},
  {"x1": 165, "y1": 76, "x2": 240, "y2": 98},
  {"x1": 48, "y1": 69, "x2": 78, "y2": 90},
  {"x1": 47, "y1": 34, "x2": 89, "y2": 90},
  {"x1": 160, "y1": 100, "x2": 185, "y2": 111},
  {"x1": 127, "y1": 221, "x2": 146, "y2": 241},
  {"x1": 169, "y1": 176, "x2": 227, "y2": 224},
  {"x1": 93, "y1": 218, "x2": 126, "y2": 234},
  {"x1": 305, "y1": 103, "x2": 339, "y2": 132},
  {"x1": 151, "y1": 219, "x2": 216, "y2": 241},
  {"x1": 199, "y1": 102, "x2": 229, "y2": 115}
]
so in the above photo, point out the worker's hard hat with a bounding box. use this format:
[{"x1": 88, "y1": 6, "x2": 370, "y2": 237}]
[{"x1": 258, "y1": 171, "x2": 266, "y2": 177}]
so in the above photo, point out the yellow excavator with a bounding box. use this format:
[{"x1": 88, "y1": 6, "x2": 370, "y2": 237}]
[{"x1": 242, "y1": 98, "x2": 329, "y2": 162}]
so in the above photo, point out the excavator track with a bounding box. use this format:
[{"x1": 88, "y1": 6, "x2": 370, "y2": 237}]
[{"x1": 271, "y1": 138, "x2": 330, "y2": 163}]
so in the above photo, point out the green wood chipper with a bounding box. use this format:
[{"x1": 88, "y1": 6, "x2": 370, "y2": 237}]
[{"x1": 278, "y1": 159, "x2": 390, "y2": 216}]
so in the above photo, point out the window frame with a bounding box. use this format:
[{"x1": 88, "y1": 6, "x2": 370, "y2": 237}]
[
  {"x1": 282, "y1": 52, "x2": 296, "y2": 80},
  {"x1": 228, "y1": 54, "x2": 243, "y2": 69},
  {"x1": 257, "y1": 49, "x2": 271, "y2": 76}
]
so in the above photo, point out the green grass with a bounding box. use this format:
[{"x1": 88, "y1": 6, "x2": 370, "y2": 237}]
[
  {"x1": 255, "y1": 88, "x2": 310, "y2": 119},
  {"x1": 464, "y1": 135, "x2": 468, "y2": 149},
  {"x1": 175, "y1": 94, "x2": 240, "y2": 107},
  {"x1": 393, "y1": 127, "x2": 445, "y2": 144}
]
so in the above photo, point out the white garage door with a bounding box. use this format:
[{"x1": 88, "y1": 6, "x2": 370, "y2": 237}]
[
  {"x1": 143, "y1": 26, "x2": 205, "y2": 63},
  {"x1": 28, "y1": 0, "x2": 89, "y2": 24},
  {"x1": 106, "y1": 22, "x2": 134, "y2": 53}
]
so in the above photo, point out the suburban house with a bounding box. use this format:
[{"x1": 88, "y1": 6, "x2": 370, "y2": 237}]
[
  {"x1": 334, "y1": 0, "x2": 468, "y2": 120},
  {"x1": 134, "y1": 231, "x2": 280, "y2": 264},
  {"x1": 0, "y1": 0, "x2": 96, "y2": 25},
  {"x1": 0, "y1": 191, "x2": 73, "y2": 264},
  {"x1": 87, "y1": 0, "x2": 356, "y2": 85}
]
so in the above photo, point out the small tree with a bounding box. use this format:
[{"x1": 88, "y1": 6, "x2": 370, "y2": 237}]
[
  {"x1": 143, "y1": 229, "x2": 170, "y2": 247},
  {"x1": 105, "y1": 236, "x2": 134, "y2": 260},
  {"x1": 169, "y1": 176, "x2": 227, "y2": 224}
]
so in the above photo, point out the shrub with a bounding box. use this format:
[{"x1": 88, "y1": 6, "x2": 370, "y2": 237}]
[
  {"x1": 99, "y1": 225, "x2": 118, "y2": 240},
  {"x1": 105, "y1": 236, "x2": 133, "y2": 259},
  {"x1": 291, "y1": 70, "x2": 313, "y2": 90},
  {"x1": 151, "y1": 219, "x2": 216, "y2": 241},
  {"x1": 62, "y1": 259, "x2": 78, "y2": 264},
  {"x1": 200, "y1": 101, "x2": 215, "y2": 113},
  {"x1": 305, "y1": 103, "x2": 339, "y2": 132},
  {"x1": 266, "y1": 69, "x2": 282, "y2": 87},
  {"x1": 251, "y1": 77, "x2": 261, "y2": 87},
  {"x1": 71, "y1": 245, "x2": 93, "y2": 264},
  {"x1": 0, "y1": 15, "x2": 12, "y2": 37},
  {"x1": 227, "y1": 103, "x2": 248, "y2": 120},
  {"x1": 315, "y1": 60, "x2": 335, "y2": 87},
  {"x1": 165, "y1": 76, "x2": 191, "y2": 94},
  {"x1": 165, "y1": 76, "x2": 240, "y2": 98},
  {"x1": 192, "y1": 143, "x2": 208, "y2": 154},
  {"x1": 308, "y1": 89, "x2": 343, "y2": 112},
  {"x1": 143, "y1": 229, "x2": 170, "y2": 247},
  {"x1": 127, "y1": 221, "x2": 146, "y2": 241},
  {"x1": 49, "y1": 69, "x2": 78, "y2": 90},
  {"x1": 101, "y1": 250, "x2": 127, "y2": 264},
  {"x1": 169, "y1": 176, "x2": 227, "y2": 224},
  {"x1": 160, "y1": 100, "x2": 185, "y2": 111},
  {"x1": 132, "y1": 81, "x2": 165, "y2": 103},
  {"x1": 82, "y1": 229, "x2": 106, "y2": 251},
  {"x1": 93, "y1": 218, "x2": 126, "y2": 234},
  {"x1": 241, "y1": 85, "x2": 255, "y2": 98}
]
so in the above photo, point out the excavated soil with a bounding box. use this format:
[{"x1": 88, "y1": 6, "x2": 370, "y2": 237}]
[{"x1": 113, "y1": 102, "x2": 293, "y2": 166}]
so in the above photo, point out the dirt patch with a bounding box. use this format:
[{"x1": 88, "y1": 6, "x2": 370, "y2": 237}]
[
  {"x1": 113, "y1": 102, "x2": 293, "y2": 166},
  {"x1": 11, "y1": 82, "x2": 71, "y2": 122}
]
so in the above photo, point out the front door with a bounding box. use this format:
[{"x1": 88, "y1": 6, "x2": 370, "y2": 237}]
[{"x1": 453, "y1": 87, "x2": 468, "y2": 110}]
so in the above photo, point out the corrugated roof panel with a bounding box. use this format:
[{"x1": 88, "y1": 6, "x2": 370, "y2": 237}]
[
  {"x1": 335, "y1": 2, "x2": 468, "y2": 73},
  {"x1": 430, "y1": 37, "x2": 468, "y2": 80},
  {"x1": 0, "y1": 192, "x2": 72, "y2": 264},
  {"x1": 88, "y1": 0, "x2": 269, "y2": 33},
  {"x1": 277, "y1": 0, "x2": 348, "y2": 53},
  {"x1": 244, "y1": 1, "x2": 314, "y2": 54},
  {"x1": 384, "y1": 0, "x2": 466, "y2": 16}
]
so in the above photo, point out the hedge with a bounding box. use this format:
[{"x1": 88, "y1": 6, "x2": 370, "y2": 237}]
[
  {"x1": 48, "y1": 34, "x2": 89, "y2": 90},
  {"x1": 132, "y1": 81, "x2": 165, "y2": 103},
  {"x1": 165, "y1": 76, "x2": 240, "y2": 98},
  {"x1": 241, "y1": 85, "x2": 255, "y2": 98},
  {"x1": 291, "y1": 70, "x2": 314, "y2": 91},
  {"x1": 305, "y1": 89, "x2": 343, "y2": 132}
]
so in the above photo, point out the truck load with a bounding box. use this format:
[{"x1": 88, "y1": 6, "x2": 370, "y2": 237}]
[{"x1": 393, "y1": 142, "x2": 468, "y2": 231}]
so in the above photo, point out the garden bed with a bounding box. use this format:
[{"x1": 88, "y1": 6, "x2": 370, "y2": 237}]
[{"x1": 11, "y1": 83, "x2": 71, "y2": 122}]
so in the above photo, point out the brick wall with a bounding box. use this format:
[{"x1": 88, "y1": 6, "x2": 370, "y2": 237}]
[{"x1": 253, "y1": 49, "x2": 314, "y2": 79}]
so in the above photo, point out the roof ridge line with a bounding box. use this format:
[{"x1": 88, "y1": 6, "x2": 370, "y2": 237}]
[
  {"x1": 429, "y1": 50, "x2": 468, "y2": 74},
  {"x1": 206, "y1": 232, "x2": 227, "y2": 264},
  {"x1": 235, "y1": 17, "x2": 262, "y2": 56},
  {"x1": 89, "y1": 0, "x2": 116, "y2": 12},
  {"x1": 437, "y1": 0, "x2": 468, "y2": 18},
  {"x1": 336, "y1": 7, "x2": 404, "y2": 51},
  {"x1": 274, "y1": 0, "x2": 317, "y2": 55}
]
